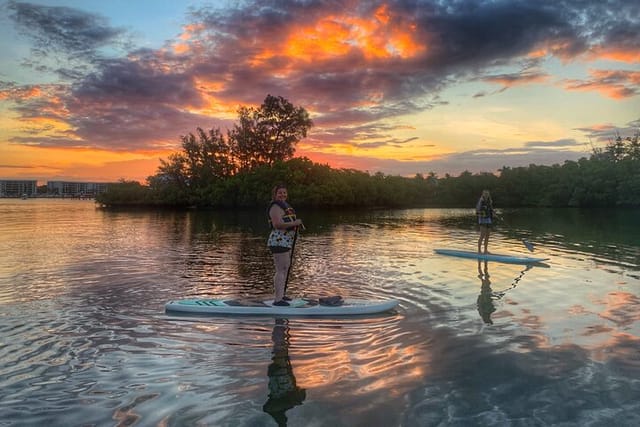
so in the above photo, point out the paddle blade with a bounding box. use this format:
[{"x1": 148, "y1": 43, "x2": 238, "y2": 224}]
[{"x1": 522, "y1": 239, "x2": 535, "y2": 252}]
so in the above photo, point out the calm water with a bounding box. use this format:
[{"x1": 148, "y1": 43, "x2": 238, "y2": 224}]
[{"x1": 1, "y1": 199, "x2": 639, "y2": 427}]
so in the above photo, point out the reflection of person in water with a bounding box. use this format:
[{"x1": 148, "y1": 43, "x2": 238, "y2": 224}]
[
  {"x1": 477, "y1": 260, "x2": 496, "y2": 325},
  {"x1": 263, "y1": 318, "x2": 306, "y2": 426}
]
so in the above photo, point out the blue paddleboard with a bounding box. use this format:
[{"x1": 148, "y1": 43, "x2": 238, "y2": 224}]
[{"x1": 434, "y1": 248, "x2": 549, "y2": 265}]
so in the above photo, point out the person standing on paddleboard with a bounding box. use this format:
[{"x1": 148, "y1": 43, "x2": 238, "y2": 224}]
[
  {"x1": 268, "y1": 184, "x2": 303, "y2": 306},
  {"x1": 476, "y1": 189, "x2": 494, "y2": 254}
]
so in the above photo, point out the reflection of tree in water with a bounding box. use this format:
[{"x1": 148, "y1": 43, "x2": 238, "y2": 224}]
[
  {"x1": 477, "y1": 260, "x2": 496, "y2": 325},
  {"x1": 263, "y1": 318, "x2": 306, "y2": 426},
  {"x1": 477, "y1": 261, "x2": 533, "y2": 325}
]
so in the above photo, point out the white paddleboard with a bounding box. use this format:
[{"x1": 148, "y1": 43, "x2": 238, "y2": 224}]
[{"x1": 165, "y1": 298, "x2": 399, "y2": 316}]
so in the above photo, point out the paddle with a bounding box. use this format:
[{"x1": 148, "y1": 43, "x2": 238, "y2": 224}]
[
  {"x1": 522, "y1": 239, "x2": 535, "y2": 252},
  {"x1": 495, "y1": 213, "x2": 535, "y2": 252},
  {"x1": 283, "y1": 225, "x2": 300, "y2": 295}
]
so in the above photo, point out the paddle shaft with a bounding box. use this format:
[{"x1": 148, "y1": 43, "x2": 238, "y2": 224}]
[
  {"x1": 495, "y1": 213, "x2": 534, "y2": 252},
  {"x1": 284, "y1": 227, "x2": 298, "y2": 294}
]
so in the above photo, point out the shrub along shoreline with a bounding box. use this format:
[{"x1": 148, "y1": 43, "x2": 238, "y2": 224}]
[
  {"x1": 96, "y1": 95, "x2": 640, "y2": 209},
  {"x1": 96, "y1": 154, "x2": 640, "y2": 209}
]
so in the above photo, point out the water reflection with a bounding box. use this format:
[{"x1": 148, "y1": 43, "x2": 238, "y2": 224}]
[
  {"x1": 476, "y1": 261, "x2": 496, "y2": 324},
  {"x1": 263, "y1": 318, "x2": 306, "y2": 426},
  {"x1": 476, "y1": 261, "x2": 536, "y2": 324}
]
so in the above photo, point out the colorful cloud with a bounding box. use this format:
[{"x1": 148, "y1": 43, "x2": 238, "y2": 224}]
[{"x1": 0, "y1": 0, "x2": 639, "y2": 182}]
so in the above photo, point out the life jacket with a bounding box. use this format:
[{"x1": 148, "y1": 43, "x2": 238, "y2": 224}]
[
  {"x1": 477, "y1": 197, "x2": 493, "y2": 219},
  {"x1": 268, "y1": 200, "x2": 296, "y2": 229}
]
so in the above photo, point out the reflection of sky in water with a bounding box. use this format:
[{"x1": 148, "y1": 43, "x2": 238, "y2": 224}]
[{"x1": 0, "y1": 200, "x2": 639, "y2": 425}]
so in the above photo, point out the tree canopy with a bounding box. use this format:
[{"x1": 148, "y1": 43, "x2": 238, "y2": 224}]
[
  {"x1": 96, "y1": 97, "x2": 640, "y2": 209},
  {"x1": 230, "y1": 94, "x2": 312, "y2": 171}
]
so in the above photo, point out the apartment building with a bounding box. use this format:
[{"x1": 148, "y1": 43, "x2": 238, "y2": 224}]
[
  {"x1": 0, "y1": 180, "x2": 37, "y2": 197},
  {"x1": 47, "y1": 181, "x2": 109, "y2": 197}
]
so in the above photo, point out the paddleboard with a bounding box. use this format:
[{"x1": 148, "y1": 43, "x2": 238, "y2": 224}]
[
  {"x1": 165, "y1": 297, "x2": 399, "y2": 316},
  {"x1": 434, "y1": 248, "x2": 549, "y2": 265}
]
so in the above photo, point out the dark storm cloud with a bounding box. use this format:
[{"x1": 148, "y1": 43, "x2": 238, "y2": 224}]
[
  {"x1": 413, "y1": 1, "x2": 576, "y2": 66},
  {"x1": 7, "y1": 0, "x2": 127, "y2": 59},
  {"x1": 68, "y1": 106, "x2": 211, "y2": 151},
  {"x1": 58, "y1": 55, "x2": 231, "y2": 150},
  {"x1": 71, "y1": 57, "x2": 203, "y2": 107}
]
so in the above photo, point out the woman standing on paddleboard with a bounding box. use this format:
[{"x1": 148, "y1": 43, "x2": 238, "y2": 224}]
[
  {"x1": 476, "y1": 189, "x2": 494, "y2": 253},
  {"x1": 268, "y1": 184, "x2": 303, "y2": 306}
]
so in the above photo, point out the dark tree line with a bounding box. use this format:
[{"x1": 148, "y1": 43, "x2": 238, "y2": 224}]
[{"x1": 96, "y1": 97, "x2": 640, "y2": 209}]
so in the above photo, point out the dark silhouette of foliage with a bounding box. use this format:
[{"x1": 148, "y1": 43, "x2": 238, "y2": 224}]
[
  {"x1": 96, "y1": 180, "x2": 154, "y2": 206},
  {"x1": 229, "y1": 94, "x2": 313, "y2": 171},
  {"x1": 96, "y1": 108, "x2": 640, "y2": 209},
  {"x1": 592, "y1": 130, "x2": 640, "y2": 163}
]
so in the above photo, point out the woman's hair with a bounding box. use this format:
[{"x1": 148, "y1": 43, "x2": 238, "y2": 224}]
[
  {"x1": 271, "y1": 183, "x2": 287, "y2": 200},
  {"x1": 482, "y1": 190, "x2": 493, "y2": 204}
]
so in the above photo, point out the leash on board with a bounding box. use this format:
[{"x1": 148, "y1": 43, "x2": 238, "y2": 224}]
[{"x1": 491, "y1": 265, "x2": 533, "y2": 299}]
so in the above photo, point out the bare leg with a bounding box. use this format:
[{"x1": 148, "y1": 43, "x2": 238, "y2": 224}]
[
  {"x1": 273, "y1": 251, "x2": 291, "y2": 302},
  {"x1": 478, "y1": 225, "x2": 489, "y2": 253},
  {"x1": 484, "y1": 228, "x2": 490, "y2": 253}
]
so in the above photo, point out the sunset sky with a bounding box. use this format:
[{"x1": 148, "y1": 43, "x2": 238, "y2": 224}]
[{"x1": 1, "y1": 0, "x2": 638, "y2": 184}]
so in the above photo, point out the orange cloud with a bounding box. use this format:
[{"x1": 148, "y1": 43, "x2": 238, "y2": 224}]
[
  {"x1": 283, "y1": 6, "x2": 425, "y2": 63},
  {"x1": 169, "y1": 23, "x2": 207, "y2": 55},
  {"x1": 180, "y1": 23, "x2": 205, "y2": 40},
  {"x1": 0, "y1": 87, "x2": 73, "y2": 143},
  {"x1": 563, "y1": 69, "x2": 640, "y2": 99},
  {"x1": 1, "y1": 84, "x2": 71, "y2": 127},
  {"x1": 0, "y1": 85, "x2": 43, "y2": 101},
  {"x1": 527, "y1": 38, "x2": 578, "y2": 61},
  {"x1": 590, "y1": 45, "x2": 640, "y2": 63},
  {"x1": 187, "y1": 89, "x2": 245, "y2": 119}
]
